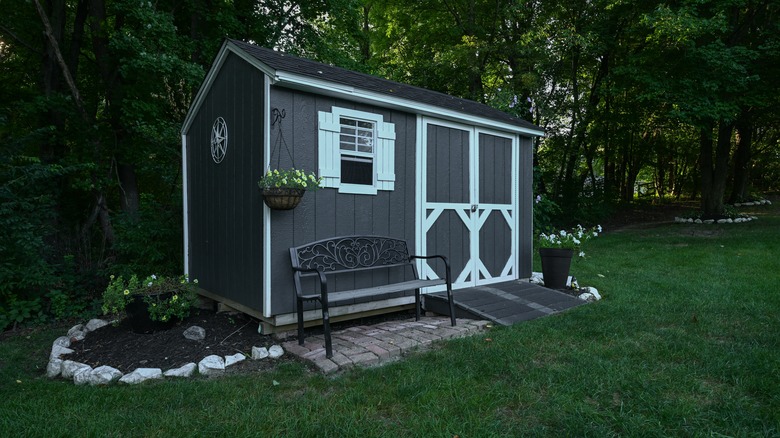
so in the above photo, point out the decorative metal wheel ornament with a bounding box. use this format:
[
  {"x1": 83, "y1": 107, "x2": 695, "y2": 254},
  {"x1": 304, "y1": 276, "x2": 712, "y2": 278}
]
[{"x1": 210, "y1": 117, "x2": 228, "y2": 164}]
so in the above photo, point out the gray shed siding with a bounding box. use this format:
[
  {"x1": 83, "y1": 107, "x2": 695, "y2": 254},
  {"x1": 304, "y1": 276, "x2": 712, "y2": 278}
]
[
  {"x1": 267, "y1": 87, "x2": 418, "y2": 316},
  {"x1": 518, "y1": 135, "x2": 534, "y2": 278},
  {"x1": 186, "y1": 53, "x2": 265, "y2": 311}
]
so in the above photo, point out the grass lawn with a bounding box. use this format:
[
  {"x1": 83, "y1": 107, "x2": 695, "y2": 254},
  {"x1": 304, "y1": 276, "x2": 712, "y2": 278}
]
[{"x1": 2, "y1": 202, "x2": 779, "y2": 436}]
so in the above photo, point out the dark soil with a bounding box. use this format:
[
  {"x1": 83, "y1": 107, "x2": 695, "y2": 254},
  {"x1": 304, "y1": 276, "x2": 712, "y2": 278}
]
[
  {"x1": 63, "y1": 309, "x2": 297, "y2": 374},
  {"x1": 63, "y1": 308, "x2": 419, "y2": 375}
]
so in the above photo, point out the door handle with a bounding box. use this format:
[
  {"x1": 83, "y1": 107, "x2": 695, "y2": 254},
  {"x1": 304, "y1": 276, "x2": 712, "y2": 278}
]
[{"x1": 471, "y1": 204, "x2": 477, "y2": 212}]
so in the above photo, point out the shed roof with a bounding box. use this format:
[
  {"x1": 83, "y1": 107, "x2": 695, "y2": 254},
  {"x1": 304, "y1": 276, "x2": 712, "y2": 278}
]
[{"x1": 182, "y1": 39, "x2": 543, "y2": 136}]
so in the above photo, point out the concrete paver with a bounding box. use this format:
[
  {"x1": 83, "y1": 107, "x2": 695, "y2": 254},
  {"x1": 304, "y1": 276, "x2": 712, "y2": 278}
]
[{"x1": 282, "y1": 316, "x2": 488, "y2": 374}]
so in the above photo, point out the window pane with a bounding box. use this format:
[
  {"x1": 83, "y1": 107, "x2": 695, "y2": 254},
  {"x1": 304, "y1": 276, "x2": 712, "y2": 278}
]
[
  {"x1": 341, "y1": 158, "x2": 373, "y2": 185},
  {"x1": 338, "y1": 116, "x2": 376, "y2": 186}
]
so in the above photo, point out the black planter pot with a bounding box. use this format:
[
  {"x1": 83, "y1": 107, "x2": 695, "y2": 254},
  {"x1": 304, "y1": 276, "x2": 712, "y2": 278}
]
[
  {"x1": 125, "y1": 293, "x2": 176, "y2": 334},
  {"x1": 539, "y1": 248, "x2": 574, "y2": 290}
]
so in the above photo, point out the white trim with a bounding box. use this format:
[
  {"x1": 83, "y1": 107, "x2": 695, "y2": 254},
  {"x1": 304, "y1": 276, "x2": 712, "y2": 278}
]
[
  {"x1": 262, "y1": 75, "x2": 273, "y2": 318},
  {"x1": 338, "y1": 183, "x2": 378, "y2": 195},
  {"x1": 415, "y1": 115, "x2": 425, "y2": 277},
  {"x1": 182, "y1": 41, "x2": 276, "y2": 135},
  {"x1": 181, "y1": 134, "x2": 189, "y2": 277},
  {"x1": 276, "y1": 71, "x2": 544, "y2": 137}
]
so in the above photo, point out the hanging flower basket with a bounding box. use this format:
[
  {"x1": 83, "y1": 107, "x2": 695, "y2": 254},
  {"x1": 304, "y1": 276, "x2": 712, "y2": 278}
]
[{"x1": 262, "y1": 187, "x2": 305, "y2": 210}]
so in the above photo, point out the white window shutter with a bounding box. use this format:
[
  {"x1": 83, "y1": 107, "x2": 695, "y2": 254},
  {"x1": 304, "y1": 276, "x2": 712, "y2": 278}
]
[
  {"x1": 376, "y1": 121, "x2": 396, "y2": 191},
  {"x1": 317, "y1": 111, "x2": 340, "y2": 188}
]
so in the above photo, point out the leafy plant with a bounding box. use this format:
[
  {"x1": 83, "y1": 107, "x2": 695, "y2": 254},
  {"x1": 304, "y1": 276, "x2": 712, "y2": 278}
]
[
  {"x1": 257, "y1": 168, "x2": 322, "y2": 191},
  {"x1": 101, "y1": 274, "x2": 198, "y2": 322},
  {"x1": 533, "y1": 194, "x2": 561, "y2": 235},
  {"x1": 0, "y1": 297, "x2": 46, "y2": 331},
  {"x1": 538, "y1": 224, "x2": 602, "y2": 257}
]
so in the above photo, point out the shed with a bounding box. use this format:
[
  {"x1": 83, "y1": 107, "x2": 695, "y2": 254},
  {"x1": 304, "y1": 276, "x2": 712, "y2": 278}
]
[{"x1": 181, "y1": 39, "x2": 544, "y2": 332}]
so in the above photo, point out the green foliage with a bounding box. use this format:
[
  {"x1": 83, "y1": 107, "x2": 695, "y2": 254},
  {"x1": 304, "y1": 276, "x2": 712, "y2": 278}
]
[
  {"x1": 538, "y1": 224, "x2": 602, "y2": 257},
  {"x1": 533, "y1": 193, "x2": 561, "y2": 235},
  {"x1": 257, "y1": 168, "x2": 323, "y2": 191},
  {"x1": 0, "y1": 297, "x2": 46, "y2": 332},
  {"x1": 101, "y1": 273, "x2": 197, "y2": 322},
  {"x1": 111, "y1": 194, "x2": 183, "y2": 277}
]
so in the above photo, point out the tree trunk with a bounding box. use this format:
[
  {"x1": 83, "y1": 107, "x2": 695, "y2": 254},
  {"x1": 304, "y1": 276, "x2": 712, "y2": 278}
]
[
  {"x1": 729, "y1": 111, "x2": 752, "y2": 203},
  {"x1": 700, "y1": 120, "x2": 733, "y2": 218},
  {"x1": 118, "y1": 162, "x2": 140, "y2": 214}
]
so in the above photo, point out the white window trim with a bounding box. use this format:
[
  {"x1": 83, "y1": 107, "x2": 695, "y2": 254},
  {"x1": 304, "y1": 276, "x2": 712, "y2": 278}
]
[{"x1": 318, "y1": 107, "x2": 395, "y2": 195}]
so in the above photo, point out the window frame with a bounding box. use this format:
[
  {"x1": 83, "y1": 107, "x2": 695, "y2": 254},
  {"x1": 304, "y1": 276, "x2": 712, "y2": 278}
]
[{"x1": 317, "y1": 107, "x2": 396, "y2": 195}]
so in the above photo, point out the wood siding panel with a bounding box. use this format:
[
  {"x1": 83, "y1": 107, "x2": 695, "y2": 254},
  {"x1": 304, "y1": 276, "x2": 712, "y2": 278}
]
[
  {"x1": 519, "y1": 136, "x2": 534, "y2": 278},
  {"x1": 269, "y1": 88, "x2": 418, "y2": 315},
  {"x1": 186, "y1": 53, "x2": 264, "y2": 311}
]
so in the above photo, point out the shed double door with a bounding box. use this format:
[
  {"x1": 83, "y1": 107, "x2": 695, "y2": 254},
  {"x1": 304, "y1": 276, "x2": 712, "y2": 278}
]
[{"x1": 417, "y1": 119, "x2": 518, "y2": 291}]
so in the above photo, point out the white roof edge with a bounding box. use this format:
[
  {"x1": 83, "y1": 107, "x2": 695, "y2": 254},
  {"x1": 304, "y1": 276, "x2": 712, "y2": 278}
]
[
  {"x1": 181, "y1": 41, "x2": 278, "y2": 134},
  {"x1": 275, "y1": 71, "x2": 545, "y2": 137}
]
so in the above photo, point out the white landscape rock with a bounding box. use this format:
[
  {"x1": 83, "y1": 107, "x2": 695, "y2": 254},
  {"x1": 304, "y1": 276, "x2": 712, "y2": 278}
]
[
  {"x1": 66, "y1": 324, "x2": 86, "y2": 342},
  {"x1": 67, "y1": 324, "x2": 84, "y2": 336},
  {"x1": 119, "y1": 368, "x2": 163, "y2": 384},
  {"x1": 85, "y1": 319, "x2": 109, "y2": 333},
  {"x1": 164, "y1": 363, "x2": 197, "y2": 378},
  {"x1": 252, "y1": 346, "x2": 269, "y2": 360},
  {"x1": 268, "y1": 345, "x2": 285, "y2": 359},
  {"x1": 529, "y1": 272, "x2": 544, "y2": 285},
  {"x1": 225, "y1": 353, "x2": 246, "y2": 367},
  {"x1": 73, "y1": 366, "x2": 95, "y2": 385},
  {"x1": 183, "y1": 325, "x2": 206, "y2": 341},
  {"x1": 47, "y1": 358, "x2": 63, "y2": 378},
  {"x1": 86, "y1": 365, "x2": 123, "y2": 385},
  {"x1": 52, "y1": 336, "x2": 71, "y2": 348},
  {"x1": 50, "y1": 344, "x2": 74, "y2": 360},
  {"x1": 198, "y1": 355, "x2": 225, "y2": 376},
  {"x1": 61, "y1": 360, "x2": 92, "y2": 379}
]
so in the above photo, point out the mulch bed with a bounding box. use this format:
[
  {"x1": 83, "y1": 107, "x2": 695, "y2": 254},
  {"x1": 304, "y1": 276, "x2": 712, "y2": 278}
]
[{"x1": 63, "y1": 309, "x2": 295, "y2": 374}]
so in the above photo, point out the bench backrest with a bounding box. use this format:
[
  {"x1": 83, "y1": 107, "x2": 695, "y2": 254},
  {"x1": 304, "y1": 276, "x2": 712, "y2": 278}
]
[{"x1": 290, "y1": 236, "x2": 413, "y2": 277}]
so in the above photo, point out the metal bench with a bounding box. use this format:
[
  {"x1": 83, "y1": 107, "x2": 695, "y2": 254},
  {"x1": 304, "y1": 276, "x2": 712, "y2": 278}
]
[{"x1": 290, "y1": 235, "x2": 455, "y2": 358}]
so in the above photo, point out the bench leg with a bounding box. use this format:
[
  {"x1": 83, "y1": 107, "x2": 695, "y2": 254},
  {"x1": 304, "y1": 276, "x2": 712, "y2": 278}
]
[
  {"x1": 321, "y1": 301, "x2": 333, "y2": 359},
  {"x1": 446, "y1": 283, "x2": 456, "y2": 327},
  {"x1": 297, "y1": 298, "x2": 305, "y2": 346},
  {"x1": 415, "y1": 288, "x2": 421, "y2": 321}
]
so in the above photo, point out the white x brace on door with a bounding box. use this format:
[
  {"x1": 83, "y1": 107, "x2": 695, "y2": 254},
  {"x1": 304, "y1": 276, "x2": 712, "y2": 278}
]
[{"x1": 416, "y1": 117, "x2": 519, "y2": 292}]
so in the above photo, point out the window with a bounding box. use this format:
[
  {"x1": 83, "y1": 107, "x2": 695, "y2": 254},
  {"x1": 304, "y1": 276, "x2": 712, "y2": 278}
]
[
  {"x1": 318, "y1": 107, "x2": 396, "y2": 194},
  {"x1": 339, "y1": 117, "x2": 375, "y2": 186}
]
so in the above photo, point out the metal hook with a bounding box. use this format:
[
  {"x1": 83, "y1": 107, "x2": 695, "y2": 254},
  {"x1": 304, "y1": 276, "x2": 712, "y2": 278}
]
[{"x1": 271, "y1": 108, "x2": 286, "y2": 126}]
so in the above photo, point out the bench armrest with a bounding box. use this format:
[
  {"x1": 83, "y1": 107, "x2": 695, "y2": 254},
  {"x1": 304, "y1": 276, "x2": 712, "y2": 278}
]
[
  {"x1": 409, "y1": 254, "x2": 452, "y2": 284},
  {"x1": 292, "y1": 266, "x2": 329, "y2": 301}
]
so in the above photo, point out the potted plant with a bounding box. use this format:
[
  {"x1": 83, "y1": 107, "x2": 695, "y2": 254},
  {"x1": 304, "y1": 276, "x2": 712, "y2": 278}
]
[
  {"x1": 257, "y1": 168, "x2": 322, "y2": 210},
  {"x1": 538, "y1": 224, "x2": 601, "y2": 289},
  {"x1": 102, "y1": 274, "x2": 198, "y2": 334}
]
